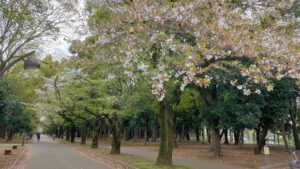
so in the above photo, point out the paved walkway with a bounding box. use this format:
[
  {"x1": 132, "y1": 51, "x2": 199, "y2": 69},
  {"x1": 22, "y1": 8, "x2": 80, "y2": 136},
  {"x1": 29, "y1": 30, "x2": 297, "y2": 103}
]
[
  {"x1": 102, "y1": 145, "x2": 247, "y2": 169},
  {"x1": 25, "y1": 136, "x2": 110, "y2": 169}
]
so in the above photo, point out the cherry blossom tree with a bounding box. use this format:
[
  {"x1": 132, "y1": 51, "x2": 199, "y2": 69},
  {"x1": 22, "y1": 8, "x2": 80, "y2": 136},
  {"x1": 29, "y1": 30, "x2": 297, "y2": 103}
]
[{"x1": 84, "y1": 0, "x2": 300, "y2": 164}]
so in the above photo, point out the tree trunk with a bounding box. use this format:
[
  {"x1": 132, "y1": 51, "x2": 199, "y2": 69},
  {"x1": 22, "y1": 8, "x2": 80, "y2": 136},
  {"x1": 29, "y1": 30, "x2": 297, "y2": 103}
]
[
  {"x1": 210, "y1": 122, "x2": 220, "y2": 158},
  {"x1": 156, "y1": 100, "x2": 174, "y2": 165},
  {"x1": 110, "y1": 113, "x2": 121, "y2": 154},
  {"x1": 151, "y1": 126, "x2": 157, "y2": 142},
  {"x1": 133, "y1": 128, "x2": 138, "y2": 142},
  {"x1": 185, "y1": 128, "x2": 190, "y2": 141},
  {"x1": 81, "y1": 124, "x2": 87, "y2": 145},
  {"x1": 234, "y1": 130, "x2": 240, "y2": 145},
  {"x1": 255, "y1": 123, "x2": 269, "y2": 154},
  {"x1": 224, "y1": 129, "x2": 229, "y2": 144},
  {"x1": 70, "y1": 125, "x2": 76, "y2": 143},
  {"x1": 6, "y1": 131, "x2": 13, "y2": 142},
  {"x1": 66, "y1": 128, "x2": 70, "y2": 141},
  {"x1": 207, "y1": 127, "x2": 211, "y2": 143},
  {"x1": 201, "y1": 128, "x2": 205, "y2": 144},
  {"x1": 173, "y1": 116, "x2": 177, "y2": 148},
  {"x1": 256, "y1": 128, "x2": 260, "y2": 145},
  {"x1": 179, "y1": 124, "x2": 185, "y2": 141},
  {"x1": 91, "y1": 119, "x2": 102, "y2": 149},
  {"x1": 280, "y1": 120, "x2": 289, "y2": 151},
  {"x1": 290, "y1": 97, "x2": 300, "y2": 150},
  {"x1": 144, "y1": 117, "x2": 149, "y2": 145},
  {"x1": 195, "y1": 126, "x2": 200, "y2": 142},
  {"x1": 0, "y1": 127, "x2": 5, "y2": 139}
]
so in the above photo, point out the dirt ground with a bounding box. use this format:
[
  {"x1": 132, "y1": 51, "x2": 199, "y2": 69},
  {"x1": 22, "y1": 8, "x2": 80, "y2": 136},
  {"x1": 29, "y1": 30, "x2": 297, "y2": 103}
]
[
  {"x1": 99, "y1": 139, "x2": 292, "y2": 169},
  {"x1": 0, "y1": 144, "x2": 25, "y2": 169}
]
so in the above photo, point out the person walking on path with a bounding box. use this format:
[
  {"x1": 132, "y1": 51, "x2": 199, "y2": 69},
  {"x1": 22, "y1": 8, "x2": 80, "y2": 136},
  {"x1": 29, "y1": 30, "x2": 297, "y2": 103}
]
[{"x1": 36, "y1": 132, "x2": 41, "y2": 141}]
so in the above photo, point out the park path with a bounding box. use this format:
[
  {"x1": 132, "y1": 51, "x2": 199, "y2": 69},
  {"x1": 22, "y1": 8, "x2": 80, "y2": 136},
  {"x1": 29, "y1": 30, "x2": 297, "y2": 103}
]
[
  {"x1": 102, "y1": 145, "x2": 247, "y2": 169},
  {"x1": 25, "y1": 136, "x2": 111, "y2": 169}
]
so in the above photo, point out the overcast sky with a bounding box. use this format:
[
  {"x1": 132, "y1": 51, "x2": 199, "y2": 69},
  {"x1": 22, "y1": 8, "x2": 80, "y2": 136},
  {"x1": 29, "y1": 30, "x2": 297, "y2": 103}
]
[{"x1": 37, "y1": 0, "x2": 90, "y2": 60}]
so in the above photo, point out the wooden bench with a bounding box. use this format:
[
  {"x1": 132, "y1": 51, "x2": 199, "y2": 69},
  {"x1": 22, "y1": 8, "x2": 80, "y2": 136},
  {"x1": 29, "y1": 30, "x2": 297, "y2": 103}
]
[
  {"x1": 4, "y1": 149, "x2": 11, "y2": 155},
  {"x1": 12, "y1": 145, "x2": 17, "y2": 149}
]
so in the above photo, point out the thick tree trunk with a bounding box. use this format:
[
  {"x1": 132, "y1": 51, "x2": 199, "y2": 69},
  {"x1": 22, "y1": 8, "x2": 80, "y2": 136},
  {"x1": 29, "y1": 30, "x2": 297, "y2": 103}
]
[
  {"x1": 290, "y1": 98, "x2": 300, "y2": 150},
  {"x1": 81, "y1": 124, "x2": 87, "y2": 145},
  {"x1": 185, "y1": 128, "x2": 190, "y2": 141},
  {"x1": 156, "y1": 100, "x2": 174, "y2": 165},
  {"x1": 0, "y1": 127, "x2": 5, "y2": 139},
  {"x1": 6, "y1": 131, "x2": 13, "y2": 142},
  {"x1": 195, "y1": 126, "x2": 200, "y2": 142},
  {"x1": 66, "y1": 128, "x2": 70, "y2": 141},
  {"x1": 224, "y1": 129, "x2": 229, "y2": 144},
  {"x1": 70, "y1": 125, "x2": 76, "y2": 143},
  {"x1": 240, "y1": 130, "x2": 244, "y2": 145},
  {"x1": 255, "y1": 123, "x2": 269, "y2": 154},
  {"x1": 91, "y1": 119, "x2": 102, "y2": 149},
  {"x1": 234, "y1": 130, "x2": 240, "y2": 145},
  {"x1": 110, "y1": 113, "x2": 121, "y2": 154},
  {"x1": 210, "y1": 122, "x2": 220, "y2": 158},
  {"x1": 256, "y1": 128, "x2": 260, "y2": 145}
]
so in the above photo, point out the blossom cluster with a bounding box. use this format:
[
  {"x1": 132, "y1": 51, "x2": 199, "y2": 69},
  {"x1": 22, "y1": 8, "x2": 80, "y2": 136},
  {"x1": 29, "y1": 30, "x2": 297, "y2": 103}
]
[{"x1": 92, "y1": 0, "x2": 299, "y2": 100}]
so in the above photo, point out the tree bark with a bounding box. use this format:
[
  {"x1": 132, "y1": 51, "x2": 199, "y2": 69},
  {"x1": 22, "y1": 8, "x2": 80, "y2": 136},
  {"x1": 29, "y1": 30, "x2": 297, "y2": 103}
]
[
  {"x1": 185, "y1": 128, "x2": 190, "y2": 141},
  {"x1": 280, "y1": 120, "x2": 289, "y2": 151},
  {"x1": 234, "y1": 130, "x2": 240, "y2": 145},
  {"x1": 224, "y1": 129, "x2": 229, "y2": 144},
  {"x1": 133, "y1": 128, "x2": 138, "y2": 142},
  {"x1": 195, "y1": 126, "x2": 200, "y2": 142},
  {"x1": 255, "y1": 123, "x2": 269, "y2": 154},
  {"x1": 0, "y1": 127, "x2": 5, "y2": 139},
  {"x1": 173, "y1": 116, "x2": 177, "y2": 148},
  {"x1": 91, "y1": 118, "x2": 102, "y2": 149},
  {"x1": 70, "y1": 125, "x2": 76, "y2": 143},
  {"x1": 210, "y1": 122, "x2": 220, "y2": 158},
  {"x1": 110, "y1": 113, "x2": 121, "y2": 154},
  {"x1": 144, "y1": 117, "x2": 149, "y2": 145},
  {"x1": 207, "y1": 127, "x2": 211, "y2": 143},
  {"x1": 66, "y1": 128, "x2": 70, "y2": 141},
  {"x1": 81, "y1": 123, "x2": 88, "y2": 145},
  {"x1": 156, "y1": 100, "x2": 174, "y2": 165},
  {"x1": 6, "y1": 131, "x2": 13, "y2": 142},
  {"x1": 290, "y1": 97, "x2": 300, "y2": 150},
  {"x1": 179, "y1": 125, "x2": 185, "y2": 141}
]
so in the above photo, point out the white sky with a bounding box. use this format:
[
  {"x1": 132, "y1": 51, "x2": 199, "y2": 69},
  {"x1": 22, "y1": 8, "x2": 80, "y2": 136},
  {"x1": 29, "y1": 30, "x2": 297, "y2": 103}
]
[{"x1": 37, "y1": 0, "x2": 90, "y2": 60}]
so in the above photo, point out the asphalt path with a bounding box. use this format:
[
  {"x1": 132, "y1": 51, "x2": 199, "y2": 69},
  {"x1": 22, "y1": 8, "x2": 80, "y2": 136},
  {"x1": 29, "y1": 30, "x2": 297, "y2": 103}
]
[{"x1": 25, "y1": 136, "x2": 110, "y2": 169}]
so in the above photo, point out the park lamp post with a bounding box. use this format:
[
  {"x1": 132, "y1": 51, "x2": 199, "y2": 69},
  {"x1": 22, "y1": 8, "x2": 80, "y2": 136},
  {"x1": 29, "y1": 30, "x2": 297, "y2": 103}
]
[
  {"x1": 21, "y1": 57, "x2": 40, "y2": 146},
  {"x1": 23, "y1": 57, "x2": 40, "y2": 69}
]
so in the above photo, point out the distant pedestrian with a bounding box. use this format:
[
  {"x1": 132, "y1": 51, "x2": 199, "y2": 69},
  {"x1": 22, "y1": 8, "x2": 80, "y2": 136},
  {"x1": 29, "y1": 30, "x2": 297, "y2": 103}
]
[
  {"x1": 36, "y1": 132, "x2": 41, "y2": 141},
  {"x1": 52, "y1": 134, "x2": 56, "y2": 141}
]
